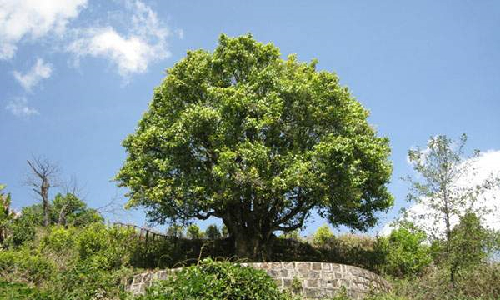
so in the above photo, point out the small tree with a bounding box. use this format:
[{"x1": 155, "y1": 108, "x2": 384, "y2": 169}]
[
  {"x1": 205, "y1": 224, "x2": 221, "y2": 239},
  {"x1": 51, "y1": 193, "x2": 103, "y2": 227},
  {"x1": 449, "y1": 211, "x2": 488, "y2": 273},
  {"x1": 186, "y1": 224, "x2": 203, "y2": 239},
  {"x1": 312, "y1": 224, "x2": 334, "y2": 247},
  {"x1": 405, "y1": 134, "x2": 499, "y2": 284}
]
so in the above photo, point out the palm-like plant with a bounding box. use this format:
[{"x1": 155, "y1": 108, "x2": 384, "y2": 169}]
[{"x1": 0, "y1": 184, "x2": 15, "y2": 247}]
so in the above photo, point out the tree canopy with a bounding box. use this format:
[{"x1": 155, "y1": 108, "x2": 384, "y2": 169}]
[{"x1": 116, "y1": 34, "x2": 393, "y2": 258}]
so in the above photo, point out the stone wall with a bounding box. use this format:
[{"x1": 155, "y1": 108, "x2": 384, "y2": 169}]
[{"x1": 127, "y1": 262, "x2": 391, "y2": 299}]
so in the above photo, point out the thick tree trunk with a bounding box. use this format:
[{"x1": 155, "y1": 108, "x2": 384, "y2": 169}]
[{"x1": 233, "y1": 229, "x2": 274, "y2": 261}]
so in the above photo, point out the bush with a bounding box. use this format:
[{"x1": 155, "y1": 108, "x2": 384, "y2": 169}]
[
  {"x1": 391, "y1": 263, "x2": 500, "y2": 300},
  {"x1": 376, "y1": 222, "x2": 431, "y2": 278},
  {"x1": 0, "y1": 281, "x2": 51, "y2": 300},
  {"x1": 138, "y1": 259, "x2": 291, "y2": 300},
  {"x1": 76, "y1": 222, "x2": 137, "y2": 269},
  {"x1": 312, "y1": 224, "x2": 334, "y2": 247},
  {"x1": 0, "y1": 249, "x2": 55, "y2": 285},
  {"x1": 0, "y1": 224, "x2": 138, "y2": 299},
  {"x1": 9, "y1": 205, "x2": 42, "y2": 247}
]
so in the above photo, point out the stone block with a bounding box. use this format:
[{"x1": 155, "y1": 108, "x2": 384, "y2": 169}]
[
  {"x1": 283, "y1": 278, "x2": 293, "y2": 288},
  {"x1": 321, "y1": 262, "x2": 331, "y2": 271},
  {"x1": 312, "y1": 262, "x2": 322, "y2": 270},
  {"x1": 307, "y1": 279, "x2": 319, "y2": 288},
  {"x1": 304, "y1": 287, "x2": 319, "y2": 298},
  {"x1": 309, "y1": 271, "x2": 320, "y2": 279}
]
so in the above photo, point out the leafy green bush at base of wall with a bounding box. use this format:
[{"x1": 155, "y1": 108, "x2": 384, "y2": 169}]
[{"x1": 137, "y1": 259, "x2": 294, "y2": 300}]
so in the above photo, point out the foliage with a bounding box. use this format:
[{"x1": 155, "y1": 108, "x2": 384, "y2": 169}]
[
  {"x1": 448, "y1": 211, "x2": 489, "y2": 273},
  {"x1": 281, "y1": 229, "x2": 301, "y2": 241},
  {"x1": 0, "y1": 184, "x2": 15, "y2": 247},
  {"x1": 376, "y1": 222, "x2": 432, "y2": 278},
  {"x1": 404, "y1": 134, "x2": 499, "y2": 283},
  {"x1": 392, "y1": 263, "x2": 500, "y2": 300},
  {"x1": 0, "y1": 248, "x2": 56, "y2": 285},
  {"x1": 0, "y1": 281, "x2": 51, "y2": 300},
  {"x1": 51, "y1": 193, "x2": 103, "y2": 227},
  {"x1": 0, "y1": 223, "x2": 136, "y2": 299},
  {"x1": 312, "y1": 224, "x2": 334, "y2": 247},
  {"x1": 166, "y1": 224, "x2": 184, "y2": 238},
  {"x1": 137, "y1": 259, "x2": 290, "y2": 300},
  {"x1": 116, "y1": 33, "x2": 393, "y2": 259},
  {"x1": 8, "y1": 194, "x2": 102, "y2": 249},
  {"x1": 205, "y1": 224, "x2": 221, "y2": 239},
  {"x1": 186, "y1": 223, "x2": 203, "y2": 239},
  {"x1": 405, "y1": 134, "x2": 497, "y2": 242},
  {"x1": 9, "y1": 204, "x2": 40, "y2": 247}
]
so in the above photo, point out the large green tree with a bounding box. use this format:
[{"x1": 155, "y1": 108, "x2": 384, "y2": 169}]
[{"x1": 116, "y1": 34, "x2": 393, "y2": 259}]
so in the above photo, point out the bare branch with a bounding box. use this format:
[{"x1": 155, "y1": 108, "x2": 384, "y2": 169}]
[{"x1": 25, "y1": 155, "x2": 60, "y2": 227}]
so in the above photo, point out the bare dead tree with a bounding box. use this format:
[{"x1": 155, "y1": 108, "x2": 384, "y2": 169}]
[{"x1": 26, "y1": 156, "x2": 60, "y2": 227}]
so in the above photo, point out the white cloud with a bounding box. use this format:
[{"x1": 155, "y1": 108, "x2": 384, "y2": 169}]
[
  {"x1": 6, "y1": 97, "x2": 38, "y2": 117},
  {"x1": 13, "y1": 58, "x2": 53, "y2": 91},
  {"x1": 0, "y1": 0, "x2": 87, "y2": 59},
  {"x1": 381, "y1": 151, "x2": 500, "y2": 237},
  {"x1": 67, "y1": 0, "x2": 171, "y2": 77}
]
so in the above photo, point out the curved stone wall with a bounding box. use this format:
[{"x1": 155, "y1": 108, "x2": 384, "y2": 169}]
[{"x1": 127, "y1": 262, "x2": 391, "y2": 299}]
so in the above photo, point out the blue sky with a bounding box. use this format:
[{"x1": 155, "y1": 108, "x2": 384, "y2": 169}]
[{"x1": 1, "y1": 0, "x2": 499, "y2": 235}]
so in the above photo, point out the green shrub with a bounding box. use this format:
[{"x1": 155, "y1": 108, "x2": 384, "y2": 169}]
[
  {"x1": 312, "y1": 224, "x2": 334, "y2": 247},
  {"x1": 76, "y1": 222, "x2": 136, "y2": 270},
  {"x1": 376, "y1": 222, "x2": 431, "y2": 278},
  {"x1": 1, "y1": 224, "x2": 138, "y2": 299},
  {"x1": 138, "y1": 259, "x2": 290, "y2": 300},
  {"x1": 39, "y1": 226, "x2": 76, "y2": 254},
  {"x1": 9, "y1": 206, "x2": 42, "y2": 247},
  {"x1": 0, "y1": 249, "x2": 55, "y2": 285},
  {"x1": 391, "y1": 263, "x2": 500, "y2": 300},
  {"x1": 0, "y1": 281, "x2": 51, "y2": 300}
]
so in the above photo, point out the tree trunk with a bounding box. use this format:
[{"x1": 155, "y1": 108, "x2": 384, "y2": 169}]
[
  {"x1": 42, "y1": 179, "x2": 49, "y2": 227},
  {"x1": 58, "y1": 204, "x2": 68, "y2": 227},
  {"x1": 233, "y1": 229, "x2": 274, "y2": 261}
]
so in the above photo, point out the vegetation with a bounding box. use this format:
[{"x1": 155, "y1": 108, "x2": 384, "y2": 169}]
[
  {"x1": 312, "y1": 224, "x2": 335, "y2": 247},
  {"x1": 205, "y1": 224, "x2": 222, "y2": 239},
  {"x1": 404, "y1": 134, "x2": 499, "y2": 284},
  {"x1": 0, "y1": 223, "x2": 135, "y2": 299},
  {"x1": 186, "y1": 223, "x2": 203, "y2": 239},
  {"x1": 1, "y1": 34, "x2": 499, "y2": 300},
  {"x1": 376, "y1": 222, "x2": 432, "y2": 278},
  {"x1": 137, "y1": 259, "x2": 291, "y2": 300},
  {"x1": 0, "y1": 184, "x2": 14, "y2": 247},
  {"x1": 116, "y1": 33, "x2": 393, "y2": 259}
]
